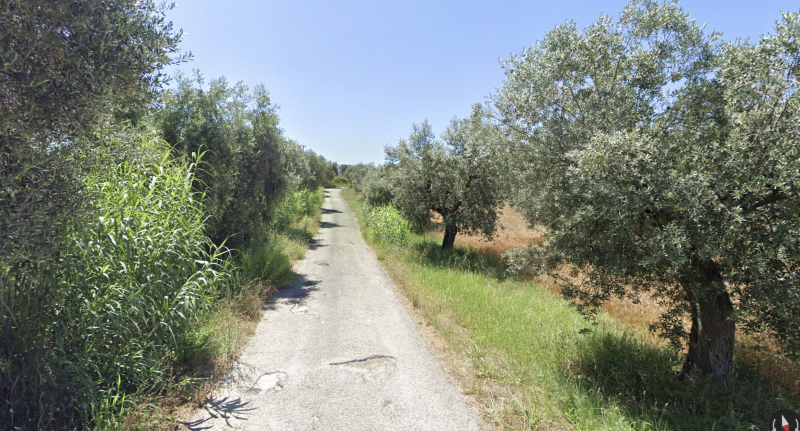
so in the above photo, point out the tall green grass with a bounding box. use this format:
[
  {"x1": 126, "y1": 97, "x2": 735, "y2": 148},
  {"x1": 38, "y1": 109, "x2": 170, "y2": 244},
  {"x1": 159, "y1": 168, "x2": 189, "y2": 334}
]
[
  {"x1": 363, "y1": 205, "x2": 410, "y2": 246},
  {"x1": 271, "y1": 188, "x2": 325, "y2": 243},
  {"x1": 342, "y1": 187, "x2": 800, "y2": 431},
  {"x1": 118, "y1": 184, "x2": 327, "y2": 429},
  {"x1": 240, "y1": 244, "x2": 295, "y2": 289},
  {"x1": 0, "y1": 140, "x2": 230, "y2": 429}
]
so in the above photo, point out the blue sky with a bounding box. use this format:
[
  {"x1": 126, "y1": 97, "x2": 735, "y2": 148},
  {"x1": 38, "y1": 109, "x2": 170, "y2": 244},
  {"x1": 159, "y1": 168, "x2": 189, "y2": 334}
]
[{"x1": 165, "y1": 0, "x2": 798, "y2": 165}]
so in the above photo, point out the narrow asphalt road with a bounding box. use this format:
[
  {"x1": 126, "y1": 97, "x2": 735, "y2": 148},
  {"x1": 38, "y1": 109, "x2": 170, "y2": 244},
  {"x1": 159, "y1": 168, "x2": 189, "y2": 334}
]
[{"x1": 188, "y1": 188, "x2": 481, "y2": 430}]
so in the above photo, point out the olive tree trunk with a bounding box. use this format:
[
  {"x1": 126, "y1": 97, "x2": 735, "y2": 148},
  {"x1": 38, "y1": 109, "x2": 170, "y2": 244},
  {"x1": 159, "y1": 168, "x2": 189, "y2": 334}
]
[
  {"x1": 679, "y1": 258, "x2": 735, "y2": 392},
  {"x1": 442, "y1": 223, "x2": 458, "y2": 250}
]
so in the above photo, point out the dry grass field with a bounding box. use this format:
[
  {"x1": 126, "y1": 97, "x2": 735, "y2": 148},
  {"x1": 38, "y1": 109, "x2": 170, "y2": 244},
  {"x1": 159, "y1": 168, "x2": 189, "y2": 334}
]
[{"x1": 430, "y1": 204, "x2": 543, "y2": 255}]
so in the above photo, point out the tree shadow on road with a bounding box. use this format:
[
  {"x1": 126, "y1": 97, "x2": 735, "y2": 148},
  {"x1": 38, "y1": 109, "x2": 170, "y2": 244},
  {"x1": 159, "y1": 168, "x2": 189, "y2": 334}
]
[
  {"x1": 264, "y1": 274, "x2": 320, "y2": 311},
  {"x1": 183, "y1": 396, "x2": 256, "y2": 430},
  {"x1": 308, "y1": 238, "x2": 327, "y2": 250}
]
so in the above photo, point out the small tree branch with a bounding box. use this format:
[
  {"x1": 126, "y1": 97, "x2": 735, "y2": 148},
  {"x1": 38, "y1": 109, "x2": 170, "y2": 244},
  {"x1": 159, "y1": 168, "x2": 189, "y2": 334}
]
[{"x1": 743, "y1": 186, "x2": 789, "y2": 214}]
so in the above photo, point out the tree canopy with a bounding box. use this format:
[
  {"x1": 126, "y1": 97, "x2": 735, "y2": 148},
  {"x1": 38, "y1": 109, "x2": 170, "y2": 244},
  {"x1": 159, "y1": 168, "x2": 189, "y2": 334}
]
[
  {"x1": 494, "y1": 0, "x2": 800, "y2": 390},
  {"x1": 156, "y1": 72, "x2": 339, "y2": 249},
  {"x1": 385, "y1": 107, "x2": 505, "y2": 249},
  {"x1": 0, "y1": 0, "x2": 185, "y2": 265},
  {"x1": 0, "y1": 0, "x2": 185, "y2": 135}
]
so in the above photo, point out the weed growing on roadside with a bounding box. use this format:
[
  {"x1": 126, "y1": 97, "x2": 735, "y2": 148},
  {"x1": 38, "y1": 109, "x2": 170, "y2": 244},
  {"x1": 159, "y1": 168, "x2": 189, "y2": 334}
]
[
  {"x1": 241, "y1": 244, "x2": 295, "y2": 289},
  {"x1": 0, "y1": 140, "x2": 229, "y2": 429},
  {"x1": 364, "y1": 205, "x2": 410, "y2": 246}
]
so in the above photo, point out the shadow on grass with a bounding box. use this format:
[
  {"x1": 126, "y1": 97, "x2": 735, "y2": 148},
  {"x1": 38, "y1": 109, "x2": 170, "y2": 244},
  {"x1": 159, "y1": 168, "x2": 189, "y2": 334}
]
[
  {"x1": 408, "y1": 237, "x2": 507, "y2": 279},
  {"x1": 282, "y1": 226, "x2": 315, "y2": 244},
  {"x1": 567, "y1": 328, "x2": 795, "y2": 430},
  {"x1": 407, "y1": 233, "x2": 797, "y2": 429}
]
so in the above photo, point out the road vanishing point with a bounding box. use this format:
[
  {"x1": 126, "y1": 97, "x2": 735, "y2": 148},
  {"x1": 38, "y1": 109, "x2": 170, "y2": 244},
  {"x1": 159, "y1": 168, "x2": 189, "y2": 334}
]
[{"x1": 188, "y1": 188, "x2": 482, "y2": 430}]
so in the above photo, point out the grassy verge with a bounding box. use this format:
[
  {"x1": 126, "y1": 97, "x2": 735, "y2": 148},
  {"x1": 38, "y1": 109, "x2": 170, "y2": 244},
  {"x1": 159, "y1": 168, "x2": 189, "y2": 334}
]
[
  {"x1": 342, "y1": 188, "x2": 799, "y2": 431},
  {"x1": 119, "y1": 189, "x2": 325, "y2": 430}
]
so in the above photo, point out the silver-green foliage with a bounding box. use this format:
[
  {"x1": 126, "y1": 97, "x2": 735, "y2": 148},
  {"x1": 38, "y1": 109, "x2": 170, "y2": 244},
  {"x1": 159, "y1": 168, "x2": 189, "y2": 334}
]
[
  {"x1": 362, "y1": 167, "x2": 395, "y2": 207},
  {"x1": 1, "y1": 0, "x2": 185, "y2": 273},
  {"x1": 157, "y1": 72, "x2": 293, "y2": 249},
  {"x1": 344, "y1": 163, "x2": 378, "y2": 193},
  {"x1": 385, "y1": 106, "x2": 506, "y2": 246},
  {"x1": 365, "y1": 205, "x2": 411, "y2": 246},
  {"x1": 502, "y1": 247, "x2": 542, "y2": 279},
  {"x1": 494, "y1": 0, "x2": 800, "y2": 387}
]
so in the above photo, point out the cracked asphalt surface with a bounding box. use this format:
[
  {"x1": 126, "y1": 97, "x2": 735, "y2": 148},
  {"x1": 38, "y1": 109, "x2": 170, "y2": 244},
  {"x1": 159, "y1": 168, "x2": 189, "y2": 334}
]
[{"x1": 188, "y1": 188, "x2": 481, "y2": 430}]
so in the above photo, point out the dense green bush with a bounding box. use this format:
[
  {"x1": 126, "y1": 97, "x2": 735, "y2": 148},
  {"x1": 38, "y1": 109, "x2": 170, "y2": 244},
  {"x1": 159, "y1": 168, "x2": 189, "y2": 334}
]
[
  {"x1": 156, "y1": 73, "x2": 293, "y2": 250},
  {"x1": 343, "y1": 163, "x2": 378, "y2": 193},
  {"x1": 157, "y1": 73, "x2": 340, "y2": 250},
  {"x1": 0, "y1": 6, "x2": 337, "y2": 427},
  {"x1": 364, "y1": 205, "x2": 410, "y2": 246},
  {"x1": 0, "y1": 0, "x2": 184, "y2": 273},
  {"x1": 240, "y1": 244, "x2": 295, "y2": 289},
  {"x1": 361, "y1": 168, "x2": 395, "y2": 208},
  {"x1": 0, "y1": 140, "x2": 229, "y2": 429},
  {"x1": 272, "y1": 188, "x2": 326, "y2": 232},
  {"x1": 331, "y1": 175, "x2": 349, "y2": 187},
  {"x1": 301, "y1": 150, "x2": 338, "y2": 190}
]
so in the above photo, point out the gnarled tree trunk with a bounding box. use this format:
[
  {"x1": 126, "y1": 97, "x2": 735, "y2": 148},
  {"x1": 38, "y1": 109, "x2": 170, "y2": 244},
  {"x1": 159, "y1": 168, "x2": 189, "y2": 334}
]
[
  {"x1": 442, "y1": 223, "x2": 458, "y2": 250},
  {"x1": 680, "y1": 258, "x2": 735, "y2": 392}
]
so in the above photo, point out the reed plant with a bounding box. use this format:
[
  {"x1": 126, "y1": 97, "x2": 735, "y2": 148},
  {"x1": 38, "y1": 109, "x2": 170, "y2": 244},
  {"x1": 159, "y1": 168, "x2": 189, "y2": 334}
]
[{"x1": 0, "y1": 139, "x2": 230, "y2": 429}]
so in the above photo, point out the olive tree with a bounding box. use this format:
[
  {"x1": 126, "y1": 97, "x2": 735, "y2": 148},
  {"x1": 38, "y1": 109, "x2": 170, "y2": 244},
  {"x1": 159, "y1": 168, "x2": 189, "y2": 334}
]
[
  {"x1": 300, "y1": 149, "x2": 337, "y2": 190},
  {"x1": 344, "y1": 163, "x2": 378, "y2": 193},
  {"x1": 494, "y1": 0, "x2": 800, "y2": 391},
  {"x1": 362, "y1": 166, "x2": 395, "y2": 207},
  {"x1": 0, "y1": 0, "x2": 185, "y2": 265},
  {"x1": 386, "y1": 107, "x2": 505, "y2": 249},
  {"x1": 156, "y1": 72, "x2": 292, "y2": 249}
]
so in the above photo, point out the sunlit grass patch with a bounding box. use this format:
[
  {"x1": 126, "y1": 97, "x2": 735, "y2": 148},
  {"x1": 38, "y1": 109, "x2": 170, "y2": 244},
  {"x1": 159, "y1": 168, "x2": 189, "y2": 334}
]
[{"x1": 343, "y1": 187, "x2": 800, "y2": 431}]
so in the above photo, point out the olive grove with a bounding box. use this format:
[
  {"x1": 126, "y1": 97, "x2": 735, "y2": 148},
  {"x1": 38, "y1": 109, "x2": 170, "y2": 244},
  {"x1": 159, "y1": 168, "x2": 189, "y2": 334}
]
[
  {"x1": 494, "y1": 0, "x2": 800, "y2": 390},
  {"x1": 156, "y1": 73, "x2": 290, "y2": 249},
  {"x1": 344, "y1": 162, "x2": 378, "y2": 193}
]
